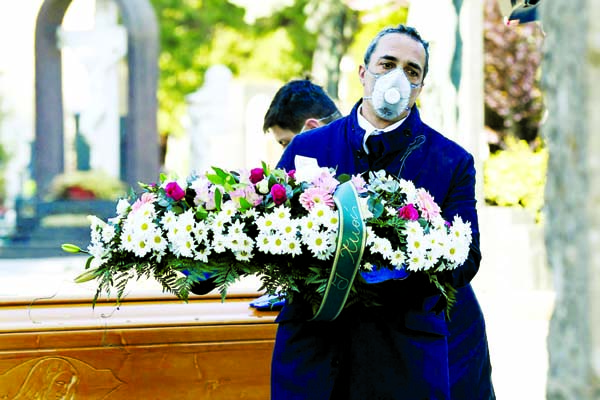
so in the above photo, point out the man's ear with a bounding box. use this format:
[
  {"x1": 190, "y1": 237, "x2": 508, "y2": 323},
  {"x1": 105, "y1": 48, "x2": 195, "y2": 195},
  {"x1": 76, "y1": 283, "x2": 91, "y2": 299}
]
[
  {"x1": 358, "y1": 64, "x2": 366, "y2": 86},
  {"x1": 304, "y1": 118, "x2": 322, "y2": 130}
]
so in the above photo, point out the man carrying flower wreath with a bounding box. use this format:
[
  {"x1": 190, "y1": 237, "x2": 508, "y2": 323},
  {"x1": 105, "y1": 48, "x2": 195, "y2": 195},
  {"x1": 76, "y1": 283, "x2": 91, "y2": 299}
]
[{"x1": 273, "y1": 24, "x2": 495, "y2": 400}]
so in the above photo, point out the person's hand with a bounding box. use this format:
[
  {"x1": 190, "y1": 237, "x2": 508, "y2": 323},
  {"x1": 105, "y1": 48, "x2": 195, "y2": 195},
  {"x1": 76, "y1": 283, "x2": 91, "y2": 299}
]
[{"x1": 360, "y1": 264, "x2": 410, "y2": 284}]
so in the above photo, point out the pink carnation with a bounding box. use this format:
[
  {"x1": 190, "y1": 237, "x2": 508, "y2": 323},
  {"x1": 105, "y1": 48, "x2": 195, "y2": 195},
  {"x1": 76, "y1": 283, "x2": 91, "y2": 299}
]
[
  {"x1": 131, "y1": 192, "x2": 156, "y2": 213},
  {"x1": 313, "y1": 170, "x2": 339, "y2": 194},
  {"x1": 350, "y1": 174, "x2": 368, "y2": 194},
  {"x1": 299, "y1": 187, "x2": 335, "y2": 211},
  {"x1": 416, "y1": 189, "x2": 441, "y2": 221},
  {"x1": 230, "y1": 185, "x2": 263, "y2": 208}
]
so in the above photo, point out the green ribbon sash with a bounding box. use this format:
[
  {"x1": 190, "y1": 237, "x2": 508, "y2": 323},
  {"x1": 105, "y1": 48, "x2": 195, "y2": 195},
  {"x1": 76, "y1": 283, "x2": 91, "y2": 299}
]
[{"x1": 310, "y1": 181, "x2": 366, "y2": 321}]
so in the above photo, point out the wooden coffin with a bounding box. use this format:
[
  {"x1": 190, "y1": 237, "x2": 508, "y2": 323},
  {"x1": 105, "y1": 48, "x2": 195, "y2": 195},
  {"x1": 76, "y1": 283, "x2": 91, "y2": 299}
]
[{"x1": 0, "y1": 279, "x2": 278, "y2": 399}]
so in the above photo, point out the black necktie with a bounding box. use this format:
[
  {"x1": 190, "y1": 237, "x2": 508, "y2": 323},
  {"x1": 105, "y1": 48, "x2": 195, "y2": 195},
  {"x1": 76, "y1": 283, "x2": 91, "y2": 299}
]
[{"x1": 366, "y1": 132, "x2": 384, "y2": 160}]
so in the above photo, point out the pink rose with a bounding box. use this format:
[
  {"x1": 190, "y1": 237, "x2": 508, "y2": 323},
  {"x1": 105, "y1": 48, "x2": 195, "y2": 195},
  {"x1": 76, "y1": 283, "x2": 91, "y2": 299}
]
[
  {"x1": 165, "y1": 181, "x2": 186, "y2": 201},
  {"x1": 270, "y1": 184, "x2": 287, "y2": 205},
  {"x1": 287, "y1": 169, "x2": 296, "y2": 180},
  {"x1": 249, "y1": 168, "x2": 265, "y2": 184},
  {"x1": 398, "y1": 204, "x2": 420, "y2": 220}
]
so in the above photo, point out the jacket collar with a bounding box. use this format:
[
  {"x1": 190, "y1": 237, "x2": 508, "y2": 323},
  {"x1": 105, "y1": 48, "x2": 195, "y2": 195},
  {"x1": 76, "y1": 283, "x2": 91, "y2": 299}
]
[{"x1": 347, "y1": 100, "x2": 424, "y2": 152}]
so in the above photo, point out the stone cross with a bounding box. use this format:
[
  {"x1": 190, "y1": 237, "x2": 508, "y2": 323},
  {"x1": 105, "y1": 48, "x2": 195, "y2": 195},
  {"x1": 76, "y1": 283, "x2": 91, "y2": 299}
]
[
  {"x1": 186, "y1": 65, "x2": 236, "y2": 175},
  {"x1": 56, "y1": 0, "x2": 126, "y2": 179}
]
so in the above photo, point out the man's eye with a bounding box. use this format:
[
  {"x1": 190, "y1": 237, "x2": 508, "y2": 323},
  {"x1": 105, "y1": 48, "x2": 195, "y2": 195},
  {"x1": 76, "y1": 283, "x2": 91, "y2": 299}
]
[{"x1": 382, "y1": 62, "x2": 395, "y2": 69}]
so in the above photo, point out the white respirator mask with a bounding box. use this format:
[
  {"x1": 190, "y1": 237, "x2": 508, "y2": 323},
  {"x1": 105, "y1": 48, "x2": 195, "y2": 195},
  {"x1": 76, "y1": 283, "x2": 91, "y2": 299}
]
[{"x1": 364, "y1": 68, "x2": 420, "y2": 121}]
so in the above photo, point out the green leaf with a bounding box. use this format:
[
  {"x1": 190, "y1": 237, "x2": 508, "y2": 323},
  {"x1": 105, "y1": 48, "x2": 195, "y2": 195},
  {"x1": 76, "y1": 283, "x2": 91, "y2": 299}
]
[
  {"x1": 368, "y1": 195, "x2": 384, "y2": 218},
  {"x1": 195, "y1": 205, "x2": 209, "y2": 220},
  {"x1": 337, "y1": 173, "x2": 351, "y2": 183},
  {"x1": 214, "y1": 188, "x2": 222, "y2": 211},
  {"x1": 261, "y1": 161, "x2": 271, "y2": 176},
  {"x1": 238, "y1": 197, "x2": 253, "y2": 212},
  {"x1": 205, "y1": 173, "x2": 224, "y2": 186}
]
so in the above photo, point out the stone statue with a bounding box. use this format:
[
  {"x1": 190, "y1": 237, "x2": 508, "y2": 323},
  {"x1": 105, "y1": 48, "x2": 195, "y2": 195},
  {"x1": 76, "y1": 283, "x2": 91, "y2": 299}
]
[
  {"x1": 186, "y1": 65, "x2": 234, "y2": 175},
  {"x1": 57, "y1": 0, "x2": 127, "y2": 179}
]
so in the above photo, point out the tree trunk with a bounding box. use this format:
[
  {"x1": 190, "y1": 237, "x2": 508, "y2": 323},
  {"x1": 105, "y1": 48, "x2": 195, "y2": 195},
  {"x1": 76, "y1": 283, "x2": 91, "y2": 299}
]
[{"x1": 541, "y1": 1, "x2": 600, "y2": 398}]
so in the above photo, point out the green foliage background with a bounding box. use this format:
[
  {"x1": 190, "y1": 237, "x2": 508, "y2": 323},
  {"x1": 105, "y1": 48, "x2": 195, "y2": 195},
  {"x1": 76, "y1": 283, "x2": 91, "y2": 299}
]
[{"x1": 149, "y1": 0, "x2": 316, "y2": 137}]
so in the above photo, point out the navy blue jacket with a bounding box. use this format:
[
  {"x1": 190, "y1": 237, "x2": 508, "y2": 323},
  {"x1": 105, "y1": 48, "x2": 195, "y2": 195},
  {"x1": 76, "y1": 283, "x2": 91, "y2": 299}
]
[{"x1": 272, "y1": 101, "x2": 494, "y2": 400}]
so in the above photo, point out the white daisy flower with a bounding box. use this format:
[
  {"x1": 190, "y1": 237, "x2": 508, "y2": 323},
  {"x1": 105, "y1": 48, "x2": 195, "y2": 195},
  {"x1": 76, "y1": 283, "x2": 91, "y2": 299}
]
[
  {"x1": 193, "y1": 220, "x2": 209, "y2": 243},
  {"x1": 101, "y1": 224, "x2": 116, "y2": 243},
  {"x1": 299, "y1": 216, "x2": 319, "y2": 236},
  {"x1": 272, "y1": 205, "x2": 291, "y2": 223},
  {"x1": 304, "y1": 230, "x2": 334, "y2": 256},
  {"x1": 116, "y1": 198, "x2": 130, "y2": 217},
  {"x1": 170, "y1": 232, "x2": 195, "y2": 258},
  {"x1": 310, "y1": 204, "x2": 334, "y2": 226},
  {"x1": 406, "y1": 230, "x2": 427, "y2": 255},
  {"x1": 136, "y1": 202, "x2": 156, "y2": 221},
  {"x1": 255, "y1": 212, "x2": 278, "y2": 233},
  {"x1": 194, "y1": 246, "x2": 211, "y2": 263},
  {"x1": 390, "y1": 250, "x2": 406, "y2": 268},
  {"x1": 405, "y1": 220, "x2": 424, "y2": 236},
  {"x1": 284, "y1": 238, "x2": 302, "y2": 257},
  {"x1": 234, "y1": 249, "x2": 253, "y2": 262},
  {"x1": 256, "y1": 232, "x2": 273, "y2": 253},
  {"x1": 385, "y1": 206, "x2": 397, "y2": 217},
  {"x1": 321, "y1": 209, "x2": 339, "y2": 230},
  {"x1": 364, "y1": 226, "x2": 378, "y2": 246},
  {"x1": 277, "y1": 218, "x2": 299, "y2": 239},
  {"x1": 449, "y1": 216, "x2": 472, "y2": 242},
  {"x1": 161, "y1": 211, "x2": 178, "y2": 231},
  {"x1": 406, "y1": 248, "x2": 427, "y2": 271},
  {"x1": 148, "y1": 229, "x2": 167, "y2": 255},
  {"x1": 178, "y1": 209, "x2": 196, "y2": 235},
  {"x1": 219, "y1": 200, "x2": 238, "y2": 220},
  {"x1": 362, "y1": 262, "x2": 374, "y2": 271},
  {"x1": 227, "y1": 219, "x2": 246, "y2": 236},
  {"x1": 211, "y1": 233, "x2": 227, "y2": 253},
  {"x1": 315, "y1": 246, "x2": 335, "y2": 261},
  {"x1": 399, "y1": 179, "x2": 417, "y2": 203},
  {"x1": 268, "y1": 235, "x2": 288, "y2": 255},
  {"x1": 243, "y1": 208, "x2": 258, "y2": 219}
]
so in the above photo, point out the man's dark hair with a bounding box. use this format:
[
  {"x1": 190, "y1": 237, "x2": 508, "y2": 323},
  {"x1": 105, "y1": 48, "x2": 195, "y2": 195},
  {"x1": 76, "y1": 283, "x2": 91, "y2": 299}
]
[
  {"x1": 363, "y1": 24, "x2": 430, "y2": 81},
  {"x1": 263, "y1": 80, "x2": 341, "y2": 133}
]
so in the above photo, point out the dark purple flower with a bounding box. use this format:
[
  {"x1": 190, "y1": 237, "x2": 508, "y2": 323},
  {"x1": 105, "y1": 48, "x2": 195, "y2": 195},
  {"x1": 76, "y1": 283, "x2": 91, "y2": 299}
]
[
  {"x1": 249, "y1": 168, "x2": 265, "y2": 184},
  {"x1": 270, "y1": 184, "x2": 287, "y2": 205},
  {"x1": 165, "y1": 181, "x2": 186, "y2": 201}
]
